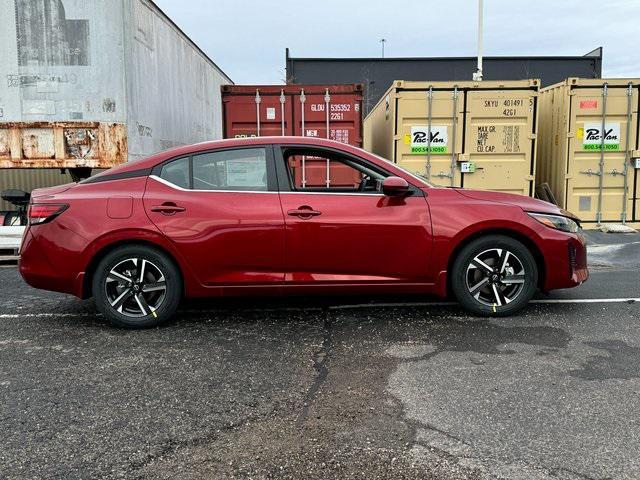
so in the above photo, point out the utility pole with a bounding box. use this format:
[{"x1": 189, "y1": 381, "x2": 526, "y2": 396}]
[
  {"x1": 380, "y1": 38, "x2": 386, "y2": 58},
  {"x1": 473, "y1": 0, "x2": 483, "y2": 81}
]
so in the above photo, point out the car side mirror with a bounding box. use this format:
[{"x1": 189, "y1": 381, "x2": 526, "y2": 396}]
[{"x1": 382, "y1": 176, "x2": 410, "y2": 196}]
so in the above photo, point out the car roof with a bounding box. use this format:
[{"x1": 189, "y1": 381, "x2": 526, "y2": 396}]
[{"x1": 97, "y1": 137, "x2": 369, "y2": 176}]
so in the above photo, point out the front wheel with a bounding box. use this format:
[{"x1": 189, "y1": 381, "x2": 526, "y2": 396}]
[
  {"x1": 92, "y1": 245, "x2": 182, "y2": 328},
  {"x1": 450, "y1": 235, "x2": 538, "y2": 316}
]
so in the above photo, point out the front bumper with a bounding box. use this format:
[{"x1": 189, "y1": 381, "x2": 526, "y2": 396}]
[{"x1": 542, "y1": 232, "x2": 588, "y2": 291}]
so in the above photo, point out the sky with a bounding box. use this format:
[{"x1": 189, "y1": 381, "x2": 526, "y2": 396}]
[{"x1": 153, "y1": 0, "x2": 640, "y2": 84}]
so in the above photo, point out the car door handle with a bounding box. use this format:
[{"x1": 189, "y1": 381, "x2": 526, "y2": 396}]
[
  {"x1": 151, "y1": 203, "x2": 186, "y2": 214},
  {"x1": 287, "y1": 206, "x2": 322, "y2": 218}
]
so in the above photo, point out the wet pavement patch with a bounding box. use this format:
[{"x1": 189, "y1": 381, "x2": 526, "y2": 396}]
[
  {"x1": 399, "y1": 318, "x2": 571, "y2": 360},
  {"x1": 570, "y1": 339, "x2": 640, "y2": 380}
]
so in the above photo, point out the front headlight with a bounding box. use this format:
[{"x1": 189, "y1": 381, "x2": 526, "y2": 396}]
[{"x1": 528, "y1": 213, "x2": 579, "y2": 233}]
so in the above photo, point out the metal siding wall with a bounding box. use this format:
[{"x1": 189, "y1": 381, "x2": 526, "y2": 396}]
[
  {"x1": 0, "y1": 0, "x2": 127, "y2": 123},
  {"x1": 287, "y1": 56, "x2": 601, "y2": 115},
  {"x1": 124, "y1": 0, "x2": 231, "y2": 161},
  {"x1": 0, "y1": 168, "x2": 72, "y2": 211}
]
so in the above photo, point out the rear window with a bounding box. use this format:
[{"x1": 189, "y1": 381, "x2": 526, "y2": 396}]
[
  {"x1": 159, "y1": 157, "x2": 190, "y2": 189},
  {"x1": 157, "y1": 148, "x2": 269, "y2": 191},
  {"x1": 192, "y1": 148, "x2": 267, "y2": 191}
]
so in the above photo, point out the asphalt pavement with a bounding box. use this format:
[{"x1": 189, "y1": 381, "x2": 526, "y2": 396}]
[{"x1": 1, "y1": 232, "x2": 639, "y2": 479}]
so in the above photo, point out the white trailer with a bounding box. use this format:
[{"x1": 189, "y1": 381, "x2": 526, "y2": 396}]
[{"x1": 0, "y1": 0, "x2": 232, "y2": 251}]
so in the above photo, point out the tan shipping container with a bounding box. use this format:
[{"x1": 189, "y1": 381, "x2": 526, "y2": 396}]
[
  {"x1": 537, "y1": 78, "x2": 640, "y2": 227},
  {"x1": 364, "y1": 80, "x2": 540, "y2": 196}
]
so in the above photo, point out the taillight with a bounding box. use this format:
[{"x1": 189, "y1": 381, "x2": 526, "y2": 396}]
[{"x1": 28, "y1": 204, "x2": 69, "y2": 225}]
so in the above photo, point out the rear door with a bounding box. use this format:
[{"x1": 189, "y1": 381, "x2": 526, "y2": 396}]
[
  {"x1": 143, "y1": 146, "x2": 286, "y2": 287},
  {"x1": 275, "y1": 145, "x2": 432, "y2": 285}
]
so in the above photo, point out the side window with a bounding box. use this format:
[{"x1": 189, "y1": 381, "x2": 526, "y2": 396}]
[
  {"x1": 160, "y1": 157, "x2": 190, "y2": 189},
  {"x1": 193, "y1": 148, "x2": 267, "y2": 191},
  {"x1": 282, "y1": 149, "x2": 386, "y2": 193}
]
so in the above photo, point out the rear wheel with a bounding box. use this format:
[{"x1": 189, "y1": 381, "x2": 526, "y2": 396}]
[
  {"x1": 451, "y1": 235, "x2": 538, "y2": 316},
  {"x1": 92, "y1": 245, "x2": 182, "y2": 328}
]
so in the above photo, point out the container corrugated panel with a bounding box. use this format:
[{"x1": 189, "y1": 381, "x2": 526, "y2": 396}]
[
  {"x1": 537, "y1": 78, "x2": 640, "y2": 227},
  {"x1": 364, "y1": 80, "x2": 540, "y2": 196},
  {"x1": 222, "y1": 84, "x2": 363, "y2": 186},
  {"x1": 222, "y1": 84, "x2": 363, "y2": 144},
  {"x1": 0, "y1": 0, "x2": 231, "y2": 171},
  {"x1": 0, "y1": 169, "x2": 73, "y2": 211}
]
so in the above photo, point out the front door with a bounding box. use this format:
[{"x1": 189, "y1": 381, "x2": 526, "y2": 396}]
[
  {"x1": 275, "y1": 145, "x2": 432, "y2": 285},
  {"x1": 143, "y1": 146, "x2": 285, "y2": 287}
]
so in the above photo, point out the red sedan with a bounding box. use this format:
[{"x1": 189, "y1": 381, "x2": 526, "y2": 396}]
[{"x1": 19, "y1": 137, "x2": 588, "y2": 328}]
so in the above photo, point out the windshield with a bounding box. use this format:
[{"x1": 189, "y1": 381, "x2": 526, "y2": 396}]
[{"x1": 368, "y1": 152, "x2": 434, "y2": 188}]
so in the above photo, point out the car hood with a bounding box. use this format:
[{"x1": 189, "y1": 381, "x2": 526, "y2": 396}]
[{"x1": 454, "y1": 188, "x2": 577, "y2": 219}]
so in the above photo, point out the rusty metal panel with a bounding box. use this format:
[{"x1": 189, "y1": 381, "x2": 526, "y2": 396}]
[
  {"x1": 0, "y1": 122, "x2": 127, "y2": 168},
  {"x1": 22, "y1": 128, "x2": 55, "y2": 159},
  {"x1": 0, "y1": 130, "x2": 11, "y2": 157}
]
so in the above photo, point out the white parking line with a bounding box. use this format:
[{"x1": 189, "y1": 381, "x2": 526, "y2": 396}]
[
  {"x1": 0, "y1": 313, "x2": 98, "y2": 318},
  {"x1": 329, "y1": 298, "x2": 639, "y2": 309},
  {"x1": 328, "y1": 302, "x2": 456, "y2": 309},
  {"x1": 532, "y1": 298, "x2": 639, "y2": 304},
  {"x1": 0, "y1": 298, "x2": 637, "y2": 319}
]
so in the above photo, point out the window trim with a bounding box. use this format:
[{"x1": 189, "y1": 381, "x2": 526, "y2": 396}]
[
  {"x1": 151, "y1": 145, "x2": 277, "y2": 192},
  {"x1": 274, "y1": 144, "x2": 423, "y2": 196},
  {"x1": 148, "y1": 174, "x2": 279, "y2": 194},
  {"x1": 157, "y1": 156, "x2": 191, "y2": 190}
]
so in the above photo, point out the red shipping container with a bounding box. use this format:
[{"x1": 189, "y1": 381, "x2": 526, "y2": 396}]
[{"x1": 221, "y1": 84, "x2": 363, "y2": 187}]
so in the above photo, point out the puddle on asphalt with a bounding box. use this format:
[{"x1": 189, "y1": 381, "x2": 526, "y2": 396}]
[
  {"x1": 569, "y1": 340, "x2": 640, "y2": 380},
  {"x1": 385, "y1": 319, "x2": 570, "y2": 362}
]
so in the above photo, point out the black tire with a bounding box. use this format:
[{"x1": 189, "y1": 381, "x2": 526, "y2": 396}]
[
  {"x1": 92, "y1": 245, "x2": 182, "y2": 328},
  {"x1": 450, "y1": 235, "x2": 538, "y2": 316}
]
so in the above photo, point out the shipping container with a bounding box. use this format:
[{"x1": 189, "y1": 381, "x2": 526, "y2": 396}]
[
  {"x1": 364, "y1": 80, "x2": 540, "y2": 196},
  {"x1": 222, "y1": 84, "x2": 363, "y2": 187},
  {"x1": 0, "y1": 0, "x2": 231, "y2": 187},
  {"x1": 537, "y1": 78, "x2": 640, "y2": 228}
]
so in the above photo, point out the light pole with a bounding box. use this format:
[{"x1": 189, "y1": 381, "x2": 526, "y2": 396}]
[
  {"x1": 473, "y1": 0, "x2": 483, "y2": 81},
  {"x1": 380, "y1": 38, "x2": 386, "y2": 58}
]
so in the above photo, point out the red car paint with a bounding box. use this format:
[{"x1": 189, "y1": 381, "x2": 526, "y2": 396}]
[{"x1": 19, "y1": 137, "x2": 588, "y2": 301}]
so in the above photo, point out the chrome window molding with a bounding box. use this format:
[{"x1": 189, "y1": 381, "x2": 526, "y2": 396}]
[
  {"x1": 149, "y1": 175, "x2": 274, "y2": 194},
  {"x1": 150, "y1": 175, "x2": 386, "y2": 196}
]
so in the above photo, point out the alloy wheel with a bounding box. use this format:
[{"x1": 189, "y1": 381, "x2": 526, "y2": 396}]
[
  {"x1": 465, "y1": 248, "x2": 526, "y2": 307},
  {"x1": 104, "y1": 258, "x2": 167, "y2": 317}
]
